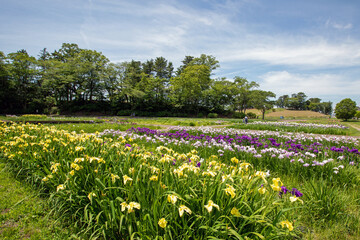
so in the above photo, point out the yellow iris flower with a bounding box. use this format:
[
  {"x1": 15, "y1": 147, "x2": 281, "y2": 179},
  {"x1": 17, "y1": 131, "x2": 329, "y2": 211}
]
[
  {"x1": 279, "y1": 220, "x2": 294, "y2": 231},
  {"x1": 158, "y1": 218, "x2": 167, "y2": 228},
  {"x1": 123, "y1": 175, "x2": 133, "y2": 185},
  {"x1": 230, "y1": 207, "x2": 241, "y2": 217},
  {"x1": 179, "y1": 205, "x2": 192, "y2": 217},
  {"x1": 167, "y1": 194, "x2": 178, "y2": 204},
  {"x1": 224, "y1": 184, "x2": 236, "y2": 198},
  {"x1": 204, "y1": 200, "x2": 220, "y2": 213}
]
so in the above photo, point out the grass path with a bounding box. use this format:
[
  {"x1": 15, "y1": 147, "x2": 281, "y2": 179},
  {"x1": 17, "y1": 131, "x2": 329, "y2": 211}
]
[
  {"x1": 0, "y1": 163, "x2": 72, "y2": 240},
  {"x1": 348, "y1": 123, "x2": 360, "y2": 132}
]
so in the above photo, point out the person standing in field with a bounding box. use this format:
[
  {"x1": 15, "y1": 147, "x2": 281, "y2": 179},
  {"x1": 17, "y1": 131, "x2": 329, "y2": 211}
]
[{"x1": 245, "y1": 116, "x2": 248, "y2": 124}]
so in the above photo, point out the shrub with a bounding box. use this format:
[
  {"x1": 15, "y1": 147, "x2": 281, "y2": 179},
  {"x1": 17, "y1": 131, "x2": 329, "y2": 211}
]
[
  {"x1": 207, "y1": 113, "x2": 218, "y2": 118},
  {"x1": 197, "y1": 112, "x2": 204, "y2": 118},
  {"x1": 189, "y1": 122, "x2": 196, "y2": 126},
  {"x1": 117, "y1": 110, "x2": 132, "y2": 116},
  {"x1": 232, "y1": 112, "x2": 246, "y2": 119},
  {"x1": 50, "y1": 107, "x2": 60, "y2": 115},
  {"x1": 156, "y1": 111, "x2": 173, "y2": 117},
  {"x1": 246, "y1": 112, "x2": 257, "y2": 119}
]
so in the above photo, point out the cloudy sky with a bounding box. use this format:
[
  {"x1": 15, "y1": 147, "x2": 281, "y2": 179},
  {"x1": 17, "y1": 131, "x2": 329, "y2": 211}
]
[{"x1": 1, "y1": 0, "x2": 359, "y2": 105}]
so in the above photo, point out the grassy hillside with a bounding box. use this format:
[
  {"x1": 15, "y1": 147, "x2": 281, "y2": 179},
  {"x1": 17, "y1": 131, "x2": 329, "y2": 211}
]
[{"x1": 246, "y1": 108, "x2": 328, "y2": 119}]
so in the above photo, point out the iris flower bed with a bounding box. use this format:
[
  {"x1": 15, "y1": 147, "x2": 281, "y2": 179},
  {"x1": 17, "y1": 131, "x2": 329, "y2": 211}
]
[
  {"x1": 101, "y1": 126, "x2": 359, "y2": 182},
  {"x1": 0, "y1": 122, "x2": 304, "y2": 239},
  {"x1": 231, "y1": 121, "x2": 348, "y2": 135}
]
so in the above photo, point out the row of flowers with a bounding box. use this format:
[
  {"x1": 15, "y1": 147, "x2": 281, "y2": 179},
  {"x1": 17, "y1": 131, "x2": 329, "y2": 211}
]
[
  {"x1": 248, "y1": 121, "x2": 348, "y2": 129},
  {"x1": 101, "y1": 126, "x2": 359, "y2": 160},
  {"x1": 99, "y1": 126, "x2": 359, "y2": 178}
]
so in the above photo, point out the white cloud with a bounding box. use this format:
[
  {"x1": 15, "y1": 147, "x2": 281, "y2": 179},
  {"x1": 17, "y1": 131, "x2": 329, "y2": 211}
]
[
  {"x1": 260, "y1": 71, "x2": 360, "y2": 96},
  {"x1": 216, "y1": 35, "x2": 360, "y2": 68},
  {"x1": 326, "y1": 19, "x2": 353, "y2": 30},
  {"x1": 77, "y1": 0, "x2": 234, "y2": 64},
  {"x1": 3, "y1": 0, "x2": 360, "y2": 74}
]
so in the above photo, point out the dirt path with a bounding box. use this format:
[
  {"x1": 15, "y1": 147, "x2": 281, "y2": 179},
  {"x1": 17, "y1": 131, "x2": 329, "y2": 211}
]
[{"x1": 348, "y1": 124, "x2": 360, "y2": 132}]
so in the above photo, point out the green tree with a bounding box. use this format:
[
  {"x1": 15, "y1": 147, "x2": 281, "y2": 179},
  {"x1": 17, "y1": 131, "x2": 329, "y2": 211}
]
[
  {"x1": 142, "y1": 59, "x2": 154, "y2": 76},
  {"x1": 103, "y1": 62, "x2": 124, "y2": 103},
  {"x1": 276, "y1": 95, "x2": 289, "y2": 108},
  {"x1": 203, "y1": 78, "x2": 237, "y2": 113},
  {"x1": 0, "y1": 51, "x2": 15, "y2": 112},
  {"x1": 250, "y1": 90, "x2": 276, "y2": 120},
  {"x1": 233, "y1": 77, "x2": 259, "y2": 114},
  {"x1": 176, "y1": 56, "x2": 194, "y2": 75},
  {"x1": 189, "y1": 54, "x2": 220, "y2": 74},
  {"x1": 121, "y1": 60, "x2": 145, "y2": 109},
  {"x1": 176, "y1": 54, "x2": 219, "y2": 76},
  {"x1": 320, "y1": 101, "x2": 333, "y2": 115},
  {"x1": 76, "y1": 49, "x2": 109, "y2": 101},
  {"x1": 154, "y1": 57, "x2": 173, "y2": 80},
  {"x1": 355, "y1": 111, "x2": 360, "y2": 119},
  {"x1": 288, "y1": 92, "x2": 307, "y2": 110},
  {"x1": 335, "y1": 98, "x2": 357, "y2": 121},
  {"x1": 41, "y1": 43, "x2": 82, "y2": 103},
  {"x1": 308, "y1": 102, "x2": 321, "y2": 112},
  {"x1": 170, "y1": 65, "x2": 211, "y2": 113},
  {"x1": 7, "y1": 49, "x2": 39, "y2": 112}
]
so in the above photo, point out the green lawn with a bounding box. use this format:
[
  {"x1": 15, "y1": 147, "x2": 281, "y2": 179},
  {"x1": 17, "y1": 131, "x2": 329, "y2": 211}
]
[{"x1": 0, "y1": 163, "x2": 72, "y2": 240}]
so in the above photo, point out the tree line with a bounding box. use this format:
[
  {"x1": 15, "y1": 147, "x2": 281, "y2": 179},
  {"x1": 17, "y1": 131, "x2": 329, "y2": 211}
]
[
  {"x1": 0, "y1": 43, "x2": 332, "y2": 118},
  {"x1": 276, "y1": 93, "x2": 332, "y2": 115}
]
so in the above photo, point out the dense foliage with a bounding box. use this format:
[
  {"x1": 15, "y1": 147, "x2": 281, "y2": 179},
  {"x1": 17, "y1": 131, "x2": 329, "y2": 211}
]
[
  {"x1": 1, "y1": 44, "x2": 263, "y2": 116},
  {"x1": 1, "y1": 120, "x2": 360, "y2": 238},
  {"x1": 276, "y1": 93, "x2": 333, "y2": 115},
  {"x1": 335, "y1": 98, "x2": 357, "y2": 121},
  {"x1": 1, "y1": 122, "x2": 304, "y2": 239}
]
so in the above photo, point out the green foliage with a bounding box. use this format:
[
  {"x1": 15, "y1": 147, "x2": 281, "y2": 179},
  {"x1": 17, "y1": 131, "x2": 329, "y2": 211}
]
[
  {"x1": 233, "y1": 77, "x2": 259, "y2": 114},
  {"x1": 232, "y1": 112, "x2": 246, "y2": 119},
  {"x1": 117, "y1": 110, "x2": 132, "y2": 116},
  {"x1": 207, "y1": 113, "x2": 218, "y2": 118},
  {"x1": 0, "y1": 163, "x2": 72, "y2": 239},
  {"x1": 53, "y1": 122, "x2": 150, "y2": 133},
  {"x1": 303, "y1": 179, "x2": 346, "y2": 223},
  {"x1": 250, "y1": 90, "x2": 276, "y2": 120},
  {"x1": 276, "y1": 94, "x2": 333, "y2": 115},
  {"x1": 169, "y1": 65, "x2": 211, "y2": 113},
  {"x1": 197, "y1": 112, "x2": 204, "y2": 118},
  {"x1": 335, "y1": 98, "x2": 357, "y2": 121},
  {"x1": 355, "y1": 111, "x2": 360, "y2": 119},
  {"x1": 246, "y1": 112, "x2": 257, "y2": 119},
  {"x1": 230, "y1": 121, "x2": 348, "y2": 135},
  {"x1": 0, "y1": 44, "x2": 337, "y2": 119},
  {"x1": 1, "y1": 122, "x2": 302, "y2": 239}
]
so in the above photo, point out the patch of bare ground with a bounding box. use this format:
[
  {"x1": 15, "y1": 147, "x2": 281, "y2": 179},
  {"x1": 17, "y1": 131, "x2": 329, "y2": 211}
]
[
  {"x1": 1, "y1": 208, "x2": 10, "y2": 214},
  {"x1": 348, "y1": 124, "x2": 360, "y2": 132},
  {"x1": 267, "y1": 110, "x2": 327, "y2": 118}
]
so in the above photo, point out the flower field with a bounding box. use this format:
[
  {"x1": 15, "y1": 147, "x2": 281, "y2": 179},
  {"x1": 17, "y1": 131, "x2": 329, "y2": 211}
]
[
  {"x1": 231, "y1": 121, "x2": 349, "y2": 135},
  {"x1": 1, "y1": 121, "x2": 360, "y2": 239}
]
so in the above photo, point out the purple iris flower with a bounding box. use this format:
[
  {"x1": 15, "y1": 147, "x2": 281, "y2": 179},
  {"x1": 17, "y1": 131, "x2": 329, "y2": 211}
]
[
  {"x1": 279, "y1": 186, "x2": 289, "y2": 197},
  {"x1": 291, "y1": 188, "x2": 303, "y2": 197}
]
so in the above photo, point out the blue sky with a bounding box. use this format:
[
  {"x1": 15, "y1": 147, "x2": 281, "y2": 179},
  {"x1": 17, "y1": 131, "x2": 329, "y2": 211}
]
[{"x1": 1, "y1": 0, "x2": 359, "y2": 106}]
